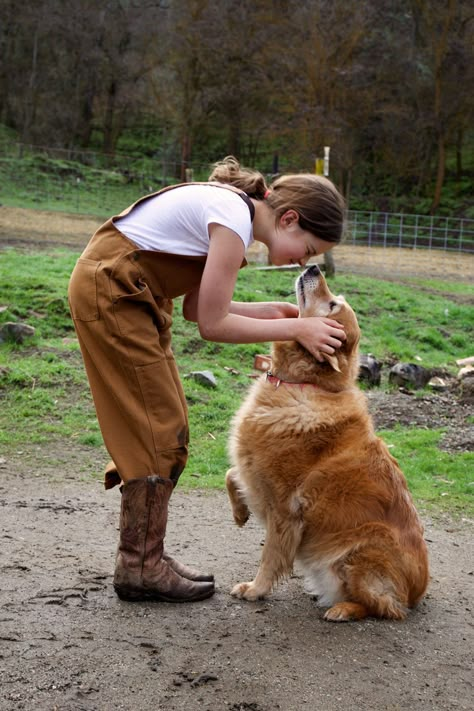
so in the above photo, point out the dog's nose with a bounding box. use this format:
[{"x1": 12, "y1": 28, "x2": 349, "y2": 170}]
[{"x1": 305, "y1": 264, "x2": 321, "y2": 277}]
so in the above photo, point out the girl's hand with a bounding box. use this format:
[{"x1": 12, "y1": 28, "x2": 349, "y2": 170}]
[{"x1": 294, "y1": 317, "x2": 346, "y2": 361}]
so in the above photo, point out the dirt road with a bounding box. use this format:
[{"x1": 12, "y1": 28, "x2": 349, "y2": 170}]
[{"x1": 1, "y1": 443, "x2": 473, "y2": 711}]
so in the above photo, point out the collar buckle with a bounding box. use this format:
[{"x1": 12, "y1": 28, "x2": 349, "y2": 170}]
[{"x1": 266, "y1": 371, "x2": 281, "y2": 388}]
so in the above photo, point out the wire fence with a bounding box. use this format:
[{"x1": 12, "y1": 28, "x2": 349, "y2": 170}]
[
  {"x1": 347, "y1": 211, "x2": 474, "y2": 254},
  {"x1": 1, "y1": 145, "x2": 473, "y2": 281},
  {"x1": 339, "y1": 211, "x2": 474, "y2": 282},
  {"x1": 244, "y1": 211, "x2": 474, "y2": 282}
]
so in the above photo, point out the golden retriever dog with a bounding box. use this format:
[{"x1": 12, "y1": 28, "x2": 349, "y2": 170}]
[{"x1": 226, "y1": 265, "x2": 429, "y2": 622}]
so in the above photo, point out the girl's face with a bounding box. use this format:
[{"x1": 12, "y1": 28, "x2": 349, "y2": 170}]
[{"x1": 268, "y1": 210, "x2": 334, "y2": 267}]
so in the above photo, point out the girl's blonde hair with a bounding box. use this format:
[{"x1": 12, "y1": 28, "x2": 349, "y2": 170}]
[{"x1": 208, "y1": 156, "x2": 345, "y2": 244}]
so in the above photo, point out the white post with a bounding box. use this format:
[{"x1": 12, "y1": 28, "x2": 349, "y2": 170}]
[{"x1": 323, "y1": 146, "x2": 330, "y2": 177}]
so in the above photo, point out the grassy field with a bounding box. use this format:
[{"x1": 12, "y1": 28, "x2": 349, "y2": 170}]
[
  {"x1": 0, "y1": 248, "x2": 472, "y2": 515},
  {"x1": 0, "y1": 154, "x2": 154, "y2": 217}
]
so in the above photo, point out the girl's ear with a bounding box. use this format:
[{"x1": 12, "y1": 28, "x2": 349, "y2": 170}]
[{"x1": 280, "y1": 209, "x2": 299, "y2": 228}]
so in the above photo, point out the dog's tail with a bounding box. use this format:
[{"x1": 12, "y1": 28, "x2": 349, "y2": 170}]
[{"x1": 354, "y1": 571, "x2": 408, "y2": 620}]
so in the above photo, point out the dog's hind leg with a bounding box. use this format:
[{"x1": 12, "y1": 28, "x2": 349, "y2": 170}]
[
  {"x1": 323, "y1": 601, "x2": 369, "y2": 622},
  {"x1": 324, "y1": 544, "x2": 408, "y2": 622},
  {"x1": 225, "y1": 467, "x2": 250, "y2": 527},
  {"x1": 231, "y1": 513, "x2": 303, "y2": 601}
]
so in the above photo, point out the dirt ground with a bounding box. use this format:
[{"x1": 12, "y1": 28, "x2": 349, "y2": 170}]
[
  {"x1": 1, "y1": 207, "x2": 473, "y2": 711},
  {"x1": 1, "y1": 443, "x2": 473, "y2": 711}
]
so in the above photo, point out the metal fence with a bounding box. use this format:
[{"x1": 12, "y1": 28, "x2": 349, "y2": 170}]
[
  {"x1": 346, "y1": 211, "x2": 474, "y2": 254},
  {"x1": 334, "y1": 211, "x2": 474, "y2": 282},
  {"x1": 249, "y1": 211, "x2": 474, "y2": 281}
]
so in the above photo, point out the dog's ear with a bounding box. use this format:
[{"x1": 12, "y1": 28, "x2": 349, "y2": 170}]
[{"x1": 323, "y1": 353, "x2": 341, "y2": 372}]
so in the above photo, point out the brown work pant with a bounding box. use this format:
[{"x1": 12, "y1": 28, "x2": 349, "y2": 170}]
[{"x1": 68, "y1": 221, "x2": 206, "y2": 489}]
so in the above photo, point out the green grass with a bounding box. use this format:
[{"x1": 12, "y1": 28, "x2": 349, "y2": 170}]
[
  {"x1": 381, "y1": 427, "x2": 473, "y2": 516},
  {"x1": 406, "y1": 277, "x2": 474, "y2": 296},
  {"x1": 0, "y1": 248, "x2": 472, "y2": 515},
  {"x1": 0, "y1": 154, "x2": 157, "y2": 217}
]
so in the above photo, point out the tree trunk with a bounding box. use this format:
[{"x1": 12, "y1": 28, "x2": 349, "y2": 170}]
[
  {"x1": 428, "y1": 0, "x2": 456, "y2": 214},
  {"x1": 343, "y1": 168, "x2": 352, "y2": 206},
  {"x1": 180, "y1": 132, "x2": 192, "y2": 182},
  {"x1": 103, "y1": 80, "x2": 117, "y2": 157},
  {"x1": 228, "y1": 115, "x2": 241, "y2": 159},
  {"x1": 430, "y1": 130, "x2": 445, "y2": 214},
  {"x1": 455, "y1": 128, "x2": 463, "y2": 180},
  {"x1": 22, "y1": 28, "x2": 39, "y2": 142},
  {"x1": 76, "y1": 90, "x2": 95, "y2": 149}
]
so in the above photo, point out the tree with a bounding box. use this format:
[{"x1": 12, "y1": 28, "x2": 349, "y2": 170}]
[{"x1": 409, "y1": 0, "x2": 474, "y2": 212}]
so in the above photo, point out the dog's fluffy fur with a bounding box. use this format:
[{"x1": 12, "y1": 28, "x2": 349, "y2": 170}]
[{"x1": 226, "y1": 265, "x2": 429, "y2": 622}]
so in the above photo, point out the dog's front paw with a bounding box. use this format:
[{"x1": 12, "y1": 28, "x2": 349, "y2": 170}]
[{"x1": 230, "y1": 581, "x2": 267, "y2": 601}]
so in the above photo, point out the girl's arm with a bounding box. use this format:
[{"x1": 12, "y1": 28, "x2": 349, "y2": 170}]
[
  {"x1": 183, "y1": 225, "x2": 345, "y2": 358},
  {"x1": 229, "y1": 301, "x2": 299, "y2": 319},
  {"x1": 184, "y1": 295, "x2": 299, "y2": 321}
]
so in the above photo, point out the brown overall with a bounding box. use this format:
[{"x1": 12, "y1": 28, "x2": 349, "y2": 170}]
[{"x1": 68, "y1": 183, "x2": 251, "y2": 491}]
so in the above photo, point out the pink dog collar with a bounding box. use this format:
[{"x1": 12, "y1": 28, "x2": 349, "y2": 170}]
[{"x1": 266, "y1": 372, "x2": 318, "y2": 390}]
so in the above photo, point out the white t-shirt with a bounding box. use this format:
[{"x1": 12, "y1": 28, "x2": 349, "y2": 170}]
[{"x1": 115, "y1": 184, "x2": 254, "y2": 256}]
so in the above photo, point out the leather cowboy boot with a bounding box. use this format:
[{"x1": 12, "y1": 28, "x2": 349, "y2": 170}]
[
  {"x1": 113, "y1": 475, "x2": 215, "y2": 602},
  {"x1": 106, "y1": 459, "x2": 215, "y2": 584}
]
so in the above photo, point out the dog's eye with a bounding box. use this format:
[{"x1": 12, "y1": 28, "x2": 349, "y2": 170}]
[{"x1": 329, "y1": 301, "x2": 337, "y2": 310}]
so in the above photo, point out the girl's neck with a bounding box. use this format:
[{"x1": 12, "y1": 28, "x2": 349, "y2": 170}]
[{"x1": 251, "y1": 199, "x2": 275, "y2": 247}]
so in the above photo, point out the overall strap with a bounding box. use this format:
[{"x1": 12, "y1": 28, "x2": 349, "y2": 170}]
[{"x1": 115, "y1": 181, "x2": 255, "y2": 222}]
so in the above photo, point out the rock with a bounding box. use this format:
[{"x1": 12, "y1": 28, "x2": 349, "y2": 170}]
[
  {"x1": 0, "y1": 321, "x2": 35, "y2": 344},
  {"x1": 456, "y1": 356, "x2": 474, "y2": 367},
  {"x1": 458, "y1": 364, "x2": 474, "y2": 379},
  {"x1": 358, "y1": 353, "x2": 382, "y2": 387},
  {"x1": 184, "y1": 370, "x2": 217, "y2": 388},
  {"x1": 458, "y1": 366, "x2": 474, "y2": 404},
  {"x1": 389, "y1": 363, "x2": 432, "y2": 389},
  {"x1": 428, "y1": 376, "x2": 449, "y2": 391},
  {"x1": 224, "y1": 366, "x2": 241, "y2": 376},
  {"x1": 459, "y1": 376, "x2": 474, "y2": 404}
]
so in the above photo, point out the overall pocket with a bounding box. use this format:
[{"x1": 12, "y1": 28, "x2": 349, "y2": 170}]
[
  {"x1": 68, "y1": 258, "x2": 101, "y2": 321},
  {"x1": 134, "y1": 358, "x2": 188, "y2": 451}
]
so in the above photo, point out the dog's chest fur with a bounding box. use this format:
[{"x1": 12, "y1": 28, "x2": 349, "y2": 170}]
[{"x1": 230, "y1": 378, "x2": 372, "y2": 474}]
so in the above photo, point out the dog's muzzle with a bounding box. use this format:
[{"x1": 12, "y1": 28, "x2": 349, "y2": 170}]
[
  {"x1": 297, "y1": 265, "x2": 321, "y2": 307},
  {"x1": 305, "y1": 264, "x2": 321, "y2": 278}
]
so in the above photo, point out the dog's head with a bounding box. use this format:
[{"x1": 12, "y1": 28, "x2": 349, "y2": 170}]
[{"x1": 271, "y1": 265, "x2": 361, "y2": 390}]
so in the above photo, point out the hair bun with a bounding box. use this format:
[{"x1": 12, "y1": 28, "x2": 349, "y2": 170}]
[{"x1": 208, "y1": 156, "x2": 268, "y2": 200}]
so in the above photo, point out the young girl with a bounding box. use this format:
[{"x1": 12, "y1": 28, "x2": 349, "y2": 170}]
[{"x1": 68, "y1": 156, "x2": 346, "y2": 604}]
